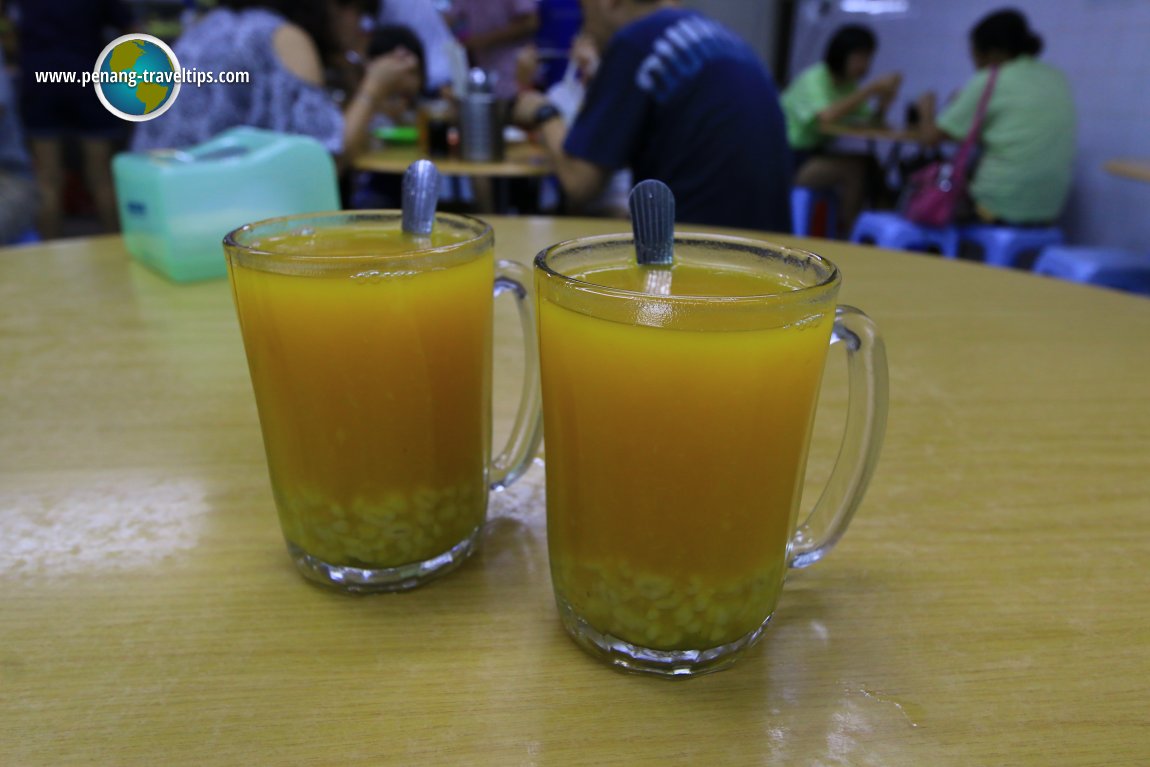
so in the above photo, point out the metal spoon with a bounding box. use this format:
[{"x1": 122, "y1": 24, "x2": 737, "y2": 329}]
[
  {"x1": 402, "y1": 159, "x2": 440, "y2": 237},
  {"x1": 628, "y1": 179, "x2": 675, "y2": 295}
]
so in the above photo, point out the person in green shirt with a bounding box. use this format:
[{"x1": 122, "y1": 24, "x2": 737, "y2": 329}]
[
  {"x1": 781, "y1": 25, "x2": 902, "y2": 236},
  {"x1": 916, "y1": 9, "x2": 1076, "y2": 225}
]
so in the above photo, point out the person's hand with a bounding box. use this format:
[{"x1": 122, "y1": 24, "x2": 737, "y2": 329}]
[
  {"x1": 515, "y1": 44, "x2": 540, "y2": 90},
  {"x1": 868, "y1": 72, "x2": 902, "y2": 101},
  {"x1": 511, "y1": 89, "x2": 548, "y2": 128},
  {"x1": 915, "y1": 91, "x2": 937, "y2": 119},
  {"x1": 361, "y1": 48, "x2": 420, "y2": 105},
  {"x1": 570, "y1": 33, "x2": 600, "y2": 82}
]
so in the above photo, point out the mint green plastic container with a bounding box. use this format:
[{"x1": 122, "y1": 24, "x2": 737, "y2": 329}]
[{"x1": 113, "y1": 127, "x2": 340, "y2": 282}]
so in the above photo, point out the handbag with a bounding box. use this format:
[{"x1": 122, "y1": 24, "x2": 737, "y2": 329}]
[{"x1": 901, "y1": 67, "x2": 998, "y2": 228}]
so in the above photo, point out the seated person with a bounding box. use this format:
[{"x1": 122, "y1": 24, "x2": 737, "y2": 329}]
[
  {"x1": 350, "y1": 24, "x2": 428, "y2": 209},
  {"x1": 378, "y1": 0, "x2": 459, "y2": 97},
  {"x1": 511, "y1": 0, "x2": 791, "y2": 232},
  {"x1": 132, "y1": 0, "x2": 419, "y2": 169},
  {"x1": 367, "y1": 24, "x2": 427, "y2": 127},
  {"x1": 781, "y1": 24, "x2": 901, "y2": 236},
  {"x1": 0, "y1": 46, "x2": 37, "y2": 243},
  {"x1": 14, "y1": 0, "x2": 130, "y2": 237},
  {"x1": 914, "y1": 9, "x2": 1075, "y2": 226},
  {"x1": 448, "y1": 0, "x2": 539, "y2": 99}
]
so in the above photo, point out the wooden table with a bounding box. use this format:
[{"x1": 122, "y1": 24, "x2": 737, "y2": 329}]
[
  {"x1": 1105, "y1": 158, "x2": 1150, "y2": 183},
  {"x1": 3, "y1": 221, "x2": 1149, "y2": 765},
  {"x1": 820, "y1": 122, "x2": 930, "y2": 191},
  {"x1": 821, "y1": 122, "x2": 923, "y2": 144},
  {"x1": 354, "y1": 142, "x2": 553, "y2": 215},
  {"x1": 354, "y1": 141, "x2": 552, "y2": 178}
]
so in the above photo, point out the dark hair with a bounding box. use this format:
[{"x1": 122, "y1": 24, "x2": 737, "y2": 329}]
[
  {"x1": 824, "y1": 25, "x2": 877, "y2": 78},
  {"x1": 334, "y1": 0, "x2": 380, "y2": 13},
  {"x1": 218, "y1": 0, "x2": 338, "y2": 64},
  {"x1": 971, "y1": 8, "x2": 1043, "y2": 58},
  {"x1": 368, "y1": 24, "x2": 426, "y2": 89}
]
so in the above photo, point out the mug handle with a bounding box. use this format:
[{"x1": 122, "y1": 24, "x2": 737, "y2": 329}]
[
  {"x1": 790, "y1": 305, "x2": 889, "y2": 569},
  {"x1": 489, "y1": 259, "x2": 544, "y2": 490}
]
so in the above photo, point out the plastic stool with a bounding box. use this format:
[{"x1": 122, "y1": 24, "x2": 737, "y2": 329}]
[
  {"x1": 1033, "y1": 245, "x2": 1150, "y2": 296},
  {"x1": 791, "y1": 186, "x2": 839, "y2": 237},
  {"x1": 958, "y1": 224, "x2": 1063, "y2": 268},
  {"x1": 6, "y1": 228, "x2": 39, "y2": 246},
  {"x1": 850, "y1": 211, "x2": 959, "y2": 256}
]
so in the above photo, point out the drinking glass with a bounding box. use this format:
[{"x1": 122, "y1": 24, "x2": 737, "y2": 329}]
[
  {"x1": 535, "y1": 232, "x2": 887, "y2": 676},
  {"x1": 225, "y1": 211, "x2": 541, "y2": 592}
]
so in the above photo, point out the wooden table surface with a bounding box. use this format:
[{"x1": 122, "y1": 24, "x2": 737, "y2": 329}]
[
  {"x1": 1105, "y1": 158, "x2": 1150, "y2": 183},
  {"x1": 354, "y1": 141, "x2": 552, "y2": 178},
  {"x1": 821, "y1": 122, "x2": 925, "y2": 144},
  {"x1": 3, "y1": 219, "x2": 1149, "y2": 765}
]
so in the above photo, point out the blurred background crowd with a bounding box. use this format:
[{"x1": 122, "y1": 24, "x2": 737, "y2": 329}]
[{"x1": 0, "y1": 1, "x2": 1140, "y2": 262}]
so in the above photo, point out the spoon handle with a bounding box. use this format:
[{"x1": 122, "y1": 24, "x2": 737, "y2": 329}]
[
  {"x1": 629, "y1": 179, "x2": 675, "y2": 266},
  {"x1": 402, "y1": 159, "x2": 440, "y2": 236}
]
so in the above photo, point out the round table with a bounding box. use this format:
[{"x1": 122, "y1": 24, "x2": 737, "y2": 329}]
[
  {"x1": 354, "y1": 141, "x2": 552, "y2": 178},
  {"x1": 2, "y1": 219, "x2": 1148, "y2": 765},
  {"x1": 820, "y1": 122, "x2": 924, "y2": 144},
  {"x1": 1104, "y1": 158, "x2": 1150, "y2": 183}
]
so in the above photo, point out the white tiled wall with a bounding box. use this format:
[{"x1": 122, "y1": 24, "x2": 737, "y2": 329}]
[
  {"x1": 686, "y1": 0, "x2": 780, "y2": 67},
  {"x1": 786, "y1": 0, "x2": 1150, "y2": 250}
]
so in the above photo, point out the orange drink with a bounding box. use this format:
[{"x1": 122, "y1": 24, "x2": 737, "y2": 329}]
[
  {"x1": 225, "y1": 212, "x2": 541, "y2": 592},
  {"x1": 535, "y1": 233, "x2": 887, "y2": 676}
]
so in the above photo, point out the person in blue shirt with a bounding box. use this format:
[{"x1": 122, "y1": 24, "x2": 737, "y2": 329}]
[
  {"x1": 0, "y1": 45, "x2": 37, "y2": 242},
  {"x1": 511, "y1": 0, "x2": 791, "y2": 231}
]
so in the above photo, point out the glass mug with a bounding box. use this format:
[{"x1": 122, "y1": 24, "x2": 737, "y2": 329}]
[
  {"x1": 534, "y1": 233, "x2": 888, "y2": 676},
  {"x1": 225, "y1": 211, "x2": 541, "y2": 592}
]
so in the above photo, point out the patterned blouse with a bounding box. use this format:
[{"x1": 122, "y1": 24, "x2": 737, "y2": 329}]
[{"x1": 131, "y1": 8, "x2": 343, "y2": 152}]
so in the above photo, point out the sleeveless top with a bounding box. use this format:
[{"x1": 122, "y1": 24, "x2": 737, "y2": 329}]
[{"x1": 131, "y1": 8, "x2": 343, "y2": 152}]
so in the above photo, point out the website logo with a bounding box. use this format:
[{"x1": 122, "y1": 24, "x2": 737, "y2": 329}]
[{"x1": 92, "y1": 34, "x2": 181, "y2": 122}]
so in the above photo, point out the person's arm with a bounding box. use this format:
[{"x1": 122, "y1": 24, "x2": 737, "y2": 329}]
[
  {"x1": 916, "y1": 74, "x2": 983, "y2": 147},
  {"x1": 817, "y1": 72, "x2": 901, "y2": 128},
  {"x1": 514, "y1": 26, "x2": 644, "y2": 211},
  {"x1": 512, "y1": 89, "x2": 608, "y2": 208},
  {"x1": 274, "y1": 24, "x2": 418, "y2": 165},
  {"x1": 514, "y1": 43, "x2": 540, "y2": 91},
  {"x1": 913, "y1": 92, "x2": 954, "y2": 146},
  {"x1": 274, "y1": 23, "x2": 326, "y2": 86},
  {"x1": 466, "y1": 10, "x2": 539, "y2": 55},
  {"x1": 343, "y1": 51, "x2": 420, "y2": 161},
  {"x1": 871, "y1": 72, "x2": 901, "y2": 119}
]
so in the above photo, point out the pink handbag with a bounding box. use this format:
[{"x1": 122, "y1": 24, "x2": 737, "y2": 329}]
[{"x1": 902, "y1": 67, "x2": 998, "y2": 228}]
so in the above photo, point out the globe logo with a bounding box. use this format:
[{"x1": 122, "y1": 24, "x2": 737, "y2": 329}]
[{"x1": 93, "y1": 34, "x2": 181, "y2": 122}]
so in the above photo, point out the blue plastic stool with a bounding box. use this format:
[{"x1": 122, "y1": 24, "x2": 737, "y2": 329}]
[
  {"x1": 958, "y1": 224, "x2": 1063, "y2": 268},
  {"x1": 850, "y1": 211, "x2": 959, "y2": 256},
  {"x1": 791, "y1": 186, "x2": 839, "y2": 237},
  {"x1": 1033, "y1": 245, "x2": 1150, "y2": 296},
  {"x1": 7, "y1": 228, "x2": 39, "y2": 245}
]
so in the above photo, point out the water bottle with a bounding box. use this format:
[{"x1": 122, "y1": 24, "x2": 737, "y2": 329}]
[{"x1": 458, "y1": 68, "x2": 504, "y2": 163}]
